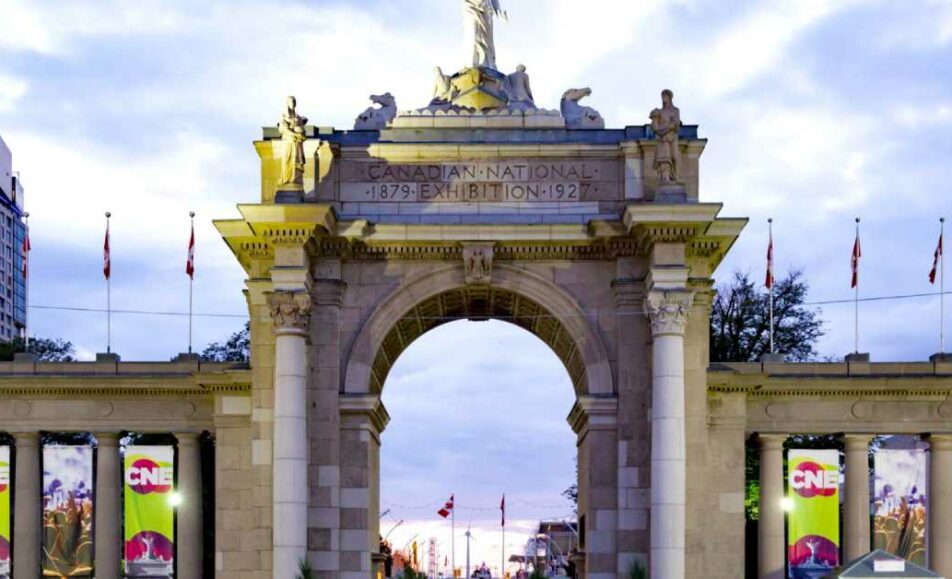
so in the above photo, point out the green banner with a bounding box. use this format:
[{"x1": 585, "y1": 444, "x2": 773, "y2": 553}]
[
  {"x1": 0, "y1": 446, "x2": 9, "y2": 578},
  {"x1": 124, "y1": 446, "x2": 174, "y2": 577},
  {"x1": 787, "y1": 448, "x2": 839, "y2": 578}
]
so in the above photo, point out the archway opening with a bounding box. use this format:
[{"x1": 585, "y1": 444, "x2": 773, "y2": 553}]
[{"x1": 379, "y1": 318, "x2": 579, "y2": 579}]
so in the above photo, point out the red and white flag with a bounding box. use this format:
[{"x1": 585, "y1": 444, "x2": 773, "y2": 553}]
[
  {"x1": 21, "y1": 230, "x2": 30, "y2": 279},
  {"x1": 500, "y1": 494, "x2": 506, "y2": 527},
  {"x1": 186, "y1": 222, "x2": 195, "y2": 279},
  {"x1": 765, "y1": 229, "x2": 774, "y2": 290},
  {"x1": 437, "y1": 494, "x2": 454, "y2": 518},
  {"x1": 930, "y1": 233, "x2": 943, "y2": 285},
  {"x1": 103, "y1": 221, "x2": 111, "y2": 280},
  {"x1": 850, "y1": 229, "x2": 861, "y2": 289}
]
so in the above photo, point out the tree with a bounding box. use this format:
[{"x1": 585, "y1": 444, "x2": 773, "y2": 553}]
[
  {"x1": 0, "y1": 336, "x2": 75, "y2": 362},
  {"x1": 710, "y1": 270, "x2": 824, "y2": 362},
  {"x1": 200, "y1": 322, "x2": 250, "y2": 363}
]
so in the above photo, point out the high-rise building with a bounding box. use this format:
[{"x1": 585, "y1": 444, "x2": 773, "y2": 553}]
[{"x1": 0, "y1": 134, "x2": 27, "y2": 342}]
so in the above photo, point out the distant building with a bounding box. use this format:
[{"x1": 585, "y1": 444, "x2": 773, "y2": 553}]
[{"x1": 0, "y1": 134, "x2": 27, "y2": 342}]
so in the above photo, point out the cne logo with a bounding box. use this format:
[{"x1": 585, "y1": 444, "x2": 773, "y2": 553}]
[
  {"x1": 126, "y1": 458, "x2": 173, "y2": 494},
  {"x1": 0, "y1": 465, "x2": 8, "y2": 492},
  {"x1": 790, "y1": 461, "x2": 838, "y2": 498}
]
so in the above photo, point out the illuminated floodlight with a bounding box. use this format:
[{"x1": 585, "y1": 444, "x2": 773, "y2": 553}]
[
  {"x1": 168, "y1": 492, "x2": 184, "y2": 507},
  {"x1": 780, "y1": 497, "x2": 794, "y2": 512}
]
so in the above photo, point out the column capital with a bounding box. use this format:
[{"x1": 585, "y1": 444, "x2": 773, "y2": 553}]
[
  {"x1": 758, "y1": 434, "x2": 788, "y2": 451},
  {"x1": 175, "y1": 432, "x2": 201, "y2": 446},
  {"x1": 267, "y1": 290, "x2": 311, "y2": 335},
  {"x1": 94, "y1": 432, "x2": 120, "y2": 447},
  {"x1": 930, "y1": 434, "x2": 952, "y2": 451},
  {"x1": 843, "y1": 434, "x2": 874, "y2": 451},
  {"x1": 13, "y1": 431, "x2": 39, "y2": 445},
  {"x1": 644, "y1": 290, "x2": 693, "y2": 336}
]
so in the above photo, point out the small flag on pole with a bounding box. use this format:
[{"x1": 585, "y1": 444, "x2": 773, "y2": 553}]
[
  {"x1": 186, "y1": 220, "x2": 195, "y2": 279},
  {"x1": 765, "y1": 225, "x2": 774, "y2": 290},
  {"x1": 103, "y1": 219, "x2": 111, "y2": 280},
  {"x1": 930, "y1": 233, "x2": 943, "y2": 285},
  {"x1": 438, "y1": 494, "x2": 454, "y2": 518},
  {"x1": 21, "y1": 229, "x2": 30, "y2": 279},
  {"x1": 850, "y1": 227, "x2": 861, "y2": 289},
  {"x1": 500, "y1": 494, "x2": 505, "y2": 526}
]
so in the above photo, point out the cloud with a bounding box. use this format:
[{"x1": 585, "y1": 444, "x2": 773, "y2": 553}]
[{"x1": 0, "y1": 74, "x2": 26, "y2": 111}]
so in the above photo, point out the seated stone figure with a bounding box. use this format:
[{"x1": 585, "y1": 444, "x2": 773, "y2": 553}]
[
  {"x1": 354, "y1": 93, "x2": 398, "y2": 130},
  {"x1": 561, "y1": 87, "x2": 604, "y2": 129},
  {"x1": 506, "y1": 64, "x2": 535, "y2": 111}
]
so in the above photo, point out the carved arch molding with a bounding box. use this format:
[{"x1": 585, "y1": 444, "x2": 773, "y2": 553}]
[{"x1": 369, "y1": 286, "x2": 587, "y2": 394}]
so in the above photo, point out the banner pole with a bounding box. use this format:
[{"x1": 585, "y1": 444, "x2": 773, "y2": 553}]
[
  {"x1": 942, "y1": 217, "x2": 946, "y2": 353},
  {"x1": 188, "y1": 211, "x2": 195, "y2": 355},
  {"x1": 106, "y1": 211, "x2": 112, "y2": 354},
  {"x1": 768, "y1": 218, "x2": 775, "y2": 354}
]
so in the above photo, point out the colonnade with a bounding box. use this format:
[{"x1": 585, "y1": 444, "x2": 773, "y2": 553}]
[
  {"x1": 757, "y1": 433, "x2": 952, "y2": 578},
  {"x1": 7, "y1": 431, "x2": 204, "y2": 579}
]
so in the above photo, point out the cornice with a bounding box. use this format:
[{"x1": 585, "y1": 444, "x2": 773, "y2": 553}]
[{"x1": 0, "y1": 371, "x2": 251, "y2": 398}]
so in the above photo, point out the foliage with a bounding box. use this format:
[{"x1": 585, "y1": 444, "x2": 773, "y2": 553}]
[
  {"x1": 627, "y1": 560, "x2": 647, "y2": 579},
  {"x1": 200, "y1": 322, "x2": 250, "y2": 363},
  {"x1": 562, "y1": 456, "x2": 578, "y2": 509},
  {"x1": 529, "y1": 564, "x2": 548, "y2": 579},
  {"x1": 402, "y1": 567, "x2": 426, "y2": 579},
  {"x1": 0, "y1": 336, "x2": 75, "y2": 362},
  {"x1": 296, "y1": 557, "x2": 313, "y2": 579},
  {"x1": 710, "y1": 270, "x2": 824, "y2": 362}
]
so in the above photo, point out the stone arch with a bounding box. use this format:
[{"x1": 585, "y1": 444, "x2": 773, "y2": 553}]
[{"x1": 342, "y1": 264, "x2": 615, "y2": 397}]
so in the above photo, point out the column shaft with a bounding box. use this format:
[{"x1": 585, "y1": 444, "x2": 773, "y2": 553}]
[
  {"x1": 931, "y1": 435, "x2": 952, "y2": 576},
  {"x1": 843, "y1": 435, "x2": 872, "y2": 562},
  {"x1": 178, "y1": 433, "x2": 203, "y2": 579},
  {"x1": 650, "y1": 331, "x2": 685, "y2": 579},
  {"x1": 12, "y1": 433, "x2": 39, "y2": 579},
  {"x1": 758, "y1": 434, "x2": 786, "y2": 579},
  {"x1": 273, "y1": 329, "x2": 309, "y2": 579},
  {"x1": 94, "y1": 433, "x2": 121, "y2": 579}
]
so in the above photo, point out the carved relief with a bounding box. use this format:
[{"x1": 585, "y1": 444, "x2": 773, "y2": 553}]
[
  {"x1": 461, "y1": 242, "x2": 494, "y2": 284},
  {"x1": 268, "y1": 291, "x2": 312, "y2": 333},
  {"x1": 644, "y1": 290, "x2": 693, "y2": 336}
]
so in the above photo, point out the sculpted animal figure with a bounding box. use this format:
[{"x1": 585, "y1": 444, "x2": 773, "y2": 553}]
[
  {"x1": 354, "y1": 93, "x2": 398, "y2": 130},
  {"x1": 561, "y1": 87, "x2": 605, "y2": 129}
]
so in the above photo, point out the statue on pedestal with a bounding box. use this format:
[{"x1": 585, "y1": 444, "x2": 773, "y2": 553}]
[
  {"x1": 278, "y1": 96, "x2": 307, "y2": 187},
  {"x1": 650, "y1": 89, "x2": 682, "y2": 184},
  {"x1": 463, "y1": 0, "x2": 507, "y2": 70},
  {"x1": 506, "y1": 64, "x2": 534, "y2": 110}
]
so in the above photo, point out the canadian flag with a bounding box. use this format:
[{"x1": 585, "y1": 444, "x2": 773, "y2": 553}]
[
  {"x1": 930, "y1": 233, "x2": 943, "y2": 285},
  {"x1": 21, "y1": 230, "x2": 30, "y2": 279},
  {"x1": 850, "y1": 230, "x2": 861, "y2": 289},
  {"x1": 103, "y1": 220, "x2": 111, "y2": 280},
  {"x1": 186, "y1": 222, "x2": 195, "y2": 279},
  {"x1": 765, "y1": 230, "x2": 774, "y2": 290},
  {"x1": 437, "y1": 494, "x2": 454, "y2": 518},
  {"x1": 500, "y1": 494, "x2": 506, "y2": 527}
]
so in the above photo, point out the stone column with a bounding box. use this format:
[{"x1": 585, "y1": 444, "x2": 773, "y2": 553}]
[
  {"x1": 269, "y1": 290, "x2": 311, "y2": 579},
  {"x1": 758, "y1": 434, "x2": 786, "y2": 579},
  {"x1": 177, "y1": 432, "x2": 203, "y2": 579},
  {"x1": 12, "y1": 432, "x2": 39, "y2": 579},
  {"x1": 645, "y1": 290, "x2": 693, "y2": 579},
  {"x1": 843, "y1": 434, "x2": 872, "y2": 562},
  {"x1": 94, "y1": 432, "x2": 121, "y2": 579},
  {"x1": 930, "y1": 435, "x2": 952, "y2": 577}
]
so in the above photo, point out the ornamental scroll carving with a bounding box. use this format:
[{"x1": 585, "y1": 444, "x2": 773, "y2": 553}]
[
  {"x1": 644, "y1": 290, "x2": 693, "y2": 336},
  {"x1": 267, "y1": 291, "x2": 311, "y2": 334}
]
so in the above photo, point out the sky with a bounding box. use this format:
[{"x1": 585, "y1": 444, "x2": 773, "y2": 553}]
[{"x1": 1, "y1": 0, "x2": 951, "y2": 569}]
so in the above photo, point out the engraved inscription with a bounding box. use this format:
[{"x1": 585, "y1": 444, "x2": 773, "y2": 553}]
[{"x1": 339, "y1": 160, "x2": 620, "y2": 203}]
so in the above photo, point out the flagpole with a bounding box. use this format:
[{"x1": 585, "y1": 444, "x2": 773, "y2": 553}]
[
  {"x1": 188, "y1": 211, "x2": 195, "y2": 355},
  {"x1": 942, "y1": 217, "x2": 946, "y2": 353},
  {"x1": 854, "y1": 217, "x2": 860, "y2": 354},
  {"x1": 451, "y1": 496, "x2": 456, "y2": 579},
  {"x1": 768, "y1": 218, "x2": 775, "y2": 354},
  {"x1": 105, "y1": 211, "x2": 112, "y2": 354}
]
